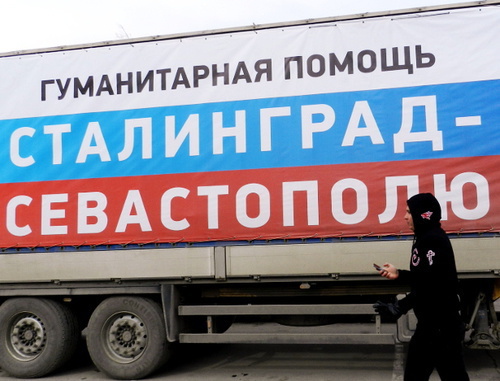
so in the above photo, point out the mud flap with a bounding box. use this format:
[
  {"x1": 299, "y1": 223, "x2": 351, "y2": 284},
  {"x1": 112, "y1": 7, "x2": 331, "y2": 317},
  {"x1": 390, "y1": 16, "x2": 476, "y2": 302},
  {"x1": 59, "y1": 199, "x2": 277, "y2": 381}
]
[{"x1": 397, "y1": 309, "x2": 417, "y2": 343}]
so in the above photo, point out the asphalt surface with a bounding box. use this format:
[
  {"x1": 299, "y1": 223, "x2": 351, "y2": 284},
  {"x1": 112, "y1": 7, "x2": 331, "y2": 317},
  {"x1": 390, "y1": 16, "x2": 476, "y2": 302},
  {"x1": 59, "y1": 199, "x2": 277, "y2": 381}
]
[{"x1": 0, "y1": 340, "x2": 498, "y2": 381}]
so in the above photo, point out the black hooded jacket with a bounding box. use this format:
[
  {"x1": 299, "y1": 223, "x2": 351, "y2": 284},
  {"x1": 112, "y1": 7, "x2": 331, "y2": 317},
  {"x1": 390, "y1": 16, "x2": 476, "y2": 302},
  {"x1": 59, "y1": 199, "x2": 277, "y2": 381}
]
[{"x1": 398, "y1": 193, "x2": 462, "y2": 329}]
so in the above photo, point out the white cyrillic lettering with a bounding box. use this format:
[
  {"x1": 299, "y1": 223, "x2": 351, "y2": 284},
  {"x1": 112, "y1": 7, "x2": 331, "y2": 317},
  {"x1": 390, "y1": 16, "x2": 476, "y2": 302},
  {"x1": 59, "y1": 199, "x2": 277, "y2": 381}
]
[
  {"x1": 6, "y1": 195, "x2": 32, "y2": 236},
  {"x1": 331, "y1": 178, "x2": 368, "y2": 224},
  {"x1": 378, "y1": 176, "x2": 419, "y2": 223},
  {"x1": 44, "y1": 124, "x2": 71, "y2": 165},
  {"x1": 236, "y1": 184, "x2": 270, "y2": 228},
  {"x1": 283, "y1": 181, "x2": 319, "y2": 226},
  {"x1": 10, "y1": 127, "x2": 36, "y2": 167},
  {"x1": 198, "y1": 185, "x2": 229, "y2": 229},
  {"x1": 342, "y1": 101, "x2": 384, "y2": 146},
  {"x1": 393, "y1": 95, "x2": 442, "y2": 153},
  {"x1": 118, "y1": 118, "x2": 153, "y2": 161},
  {"x1": 260, "y1": 107, "x2": 291, "y2": 151},
  {"x1": 41, "y1": 193, "x2": 68, "y2": 235},
  {"x1": 76, "y1": 122, "x2": 111, "y2": 163},
  {"x1": 301, "y1": 104, "x2": 335, "y2": 149},
  {"x1": 78, "y1": 192, "x2": 108, "y2": 234},
  {"x1": 434, "y1": 172, "x2": 489, "y2": 221},
  {"x1": 213, "y1": 110, "x2": 246, "y2": 154},
  {"x1": 161, "y1": 187, "x2": 190, "y2": 231},
  {"x1": 455, "y1": 116, "x2": 482, "y2": 127},
  {"x1": 165, "y1": 114, "x2": 200, "y2": 157},
  {"x1": 115, "y1": 190, "x2": 152, "y2": 232}
]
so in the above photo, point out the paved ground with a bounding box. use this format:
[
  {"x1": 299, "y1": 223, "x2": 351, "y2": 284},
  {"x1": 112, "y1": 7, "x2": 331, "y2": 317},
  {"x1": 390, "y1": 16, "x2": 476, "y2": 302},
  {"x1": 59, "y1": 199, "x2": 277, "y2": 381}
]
[
  {"x1": 1, "y1": 303, "x2": 499, "y2": 381},
  {"x1": 0, "y1": 340, "x2": 498, "y2": 381}
]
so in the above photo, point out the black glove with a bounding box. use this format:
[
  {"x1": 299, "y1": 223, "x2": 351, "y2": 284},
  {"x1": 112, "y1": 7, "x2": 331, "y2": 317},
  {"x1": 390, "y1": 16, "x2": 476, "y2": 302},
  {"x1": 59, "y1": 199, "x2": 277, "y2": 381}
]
[{"x1": 373, "y1": 300, "x2": 403, "y2": 319}]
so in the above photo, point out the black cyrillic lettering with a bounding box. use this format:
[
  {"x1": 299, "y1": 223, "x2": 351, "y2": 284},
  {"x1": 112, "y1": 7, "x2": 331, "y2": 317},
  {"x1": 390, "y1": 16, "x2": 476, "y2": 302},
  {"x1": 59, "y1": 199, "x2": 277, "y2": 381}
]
[
  {"x1": 254, "y1": 59, "x2": 272, "y2": 82},
  {"x1": 172, "y1": 67, "x2": 191, "y2": 89},
  {"x1": 415, "y1": 45, "x2": 436, "y2": 68},
  {"x1": 284, "y1": 56, "x2": 303, "y2": 80},
  {"x1": 116, "y1": 72, "x2": 134, "y2": 94},
  {"x1": 357, "y1": 50, "x2": 377, "y2": 73},
  {"x1": 56, "y1": 78, "x2": 71, "y2": 100},
  {"x1": 193, "y1": 65, "x2": 209, "y2": 87},
  {"x1": 381, "y1": 46, "x2": 413, "y2": 74},
  {"x1": 74, "y1": 76, "x2": 94, "y2": 98},
  {"x1": 137, "y1": 70, "x2": 154, "y2": 92},
  {"x1": 307, "y1": 54, "x2": 326, "y2": 77},
  {"x1": 232, "y1": 61, "x2": 252, "y2": 84},
  {"x1": 329, "y1": 52, "x2": 354, "y2": 75},
  {"x1": 156, "y1": 68, "x2": 172, "y2": 90},
  {"x1": 41, "y1": 79, "x2": 55, "y2": 101},
  {"x1": 212, "y1": 63, "x2": 230, "y2": 86},
  {"x1": 96, "y1": 75, "x2": 114, "y2": 96}
]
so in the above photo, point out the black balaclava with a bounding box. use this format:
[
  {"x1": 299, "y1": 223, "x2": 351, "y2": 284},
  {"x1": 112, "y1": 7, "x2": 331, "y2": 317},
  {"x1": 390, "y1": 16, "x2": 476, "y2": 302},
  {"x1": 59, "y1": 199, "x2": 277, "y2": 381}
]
[{"x1": 407, "y1": 193, "x2": 442, "y2": 234}]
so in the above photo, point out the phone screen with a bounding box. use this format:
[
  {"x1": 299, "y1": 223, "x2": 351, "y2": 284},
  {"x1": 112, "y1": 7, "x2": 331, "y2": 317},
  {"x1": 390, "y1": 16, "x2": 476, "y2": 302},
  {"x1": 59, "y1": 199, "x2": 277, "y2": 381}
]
[{"x1": 373, "y1": 263, "x2": 383, "y2": 271}]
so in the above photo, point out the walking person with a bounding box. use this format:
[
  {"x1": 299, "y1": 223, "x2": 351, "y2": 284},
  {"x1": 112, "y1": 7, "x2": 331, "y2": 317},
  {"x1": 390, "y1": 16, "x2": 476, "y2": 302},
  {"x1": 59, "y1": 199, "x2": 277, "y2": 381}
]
[{"x1": 374, "y1": 193, "x2": 469, "y2": 380}]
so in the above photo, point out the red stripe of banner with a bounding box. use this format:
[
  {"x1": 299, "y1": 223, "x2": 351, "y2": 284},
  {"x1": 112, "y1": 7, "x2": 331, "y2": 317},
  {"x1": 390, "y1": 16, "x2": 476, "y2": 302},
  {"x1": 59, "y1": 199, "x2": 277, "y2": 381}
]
[{"x1": 0, "y1": 156, "x2": 497, "y2": 247}]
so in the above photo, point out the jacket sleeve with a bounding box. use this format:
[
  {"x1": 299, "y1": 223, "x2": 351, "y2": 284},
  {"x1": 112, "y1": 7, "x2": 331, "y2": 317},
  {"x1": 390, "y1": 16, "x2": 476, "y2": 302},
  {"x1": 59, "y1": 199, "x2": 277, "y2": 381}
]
[
  {"x1": 394, "y1": 269, "x2": 415, "y2": 314},
  {"x1": 403, "y1": 232, "x2": 460, "y2": 321}
]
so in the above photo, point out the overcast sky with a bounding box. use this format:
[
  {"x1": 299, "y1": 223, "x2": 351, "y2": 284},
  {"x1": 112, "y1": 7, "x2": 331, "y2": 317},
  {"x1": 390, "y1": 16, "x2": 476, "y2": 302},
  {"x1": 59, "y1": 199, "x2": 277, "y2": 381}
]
[{"x1": 0, "y1": 0, "x2": 465, "y2": 53}]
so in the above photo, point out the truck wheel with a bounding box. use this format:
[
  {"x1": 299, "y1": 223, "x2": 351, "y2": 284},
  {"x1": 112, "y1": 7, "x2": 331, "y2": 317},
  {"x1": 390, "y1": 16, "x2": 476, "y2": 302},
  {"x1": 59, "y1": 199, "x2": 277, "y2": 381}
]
[
  {"x1": 0, "y1": 298, "x2": 79, "y2": 378},
  {"x1": 86, "y1": 296, "x2": 170, "y2": 380}
]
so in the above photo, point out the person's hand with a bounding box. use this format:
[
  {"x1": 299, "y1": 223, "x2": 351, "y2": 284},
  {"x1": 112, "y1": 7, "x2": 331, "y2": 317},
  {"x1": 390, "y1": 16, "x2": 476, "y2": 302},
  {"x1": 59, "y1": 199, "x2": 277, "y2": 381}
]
[
  {"x1": 373, "y1": 300, "x2": 403, "y2": 319},
  {"x1": 378, "y1": 263, "x2": 399, "y2": 280}
]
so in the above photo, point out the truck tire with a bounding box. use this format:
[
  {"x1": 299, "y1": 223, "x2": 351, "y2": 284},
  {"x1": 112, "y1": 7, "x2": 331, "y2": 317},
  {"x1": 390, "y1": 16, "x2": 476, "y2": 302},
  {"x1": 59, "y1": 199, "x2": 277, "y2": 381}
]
[
  {"x1": 86, "y1": 296, "x2": 170, "y2": 380},
  {"x1": 0, "y1": 297, "x2": 79, "y2": 378}
]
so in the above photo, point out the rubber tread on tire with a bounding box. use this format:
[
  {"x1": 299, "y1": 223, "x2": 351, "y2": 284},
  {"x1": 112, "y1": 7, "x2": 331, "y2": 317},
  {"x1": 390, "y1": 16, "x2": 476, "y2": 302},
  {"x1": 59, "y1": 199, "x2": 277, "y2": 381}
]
[
  {"x1": 86, "y1": 296, "x2": 170, "y2": 380},
  {"x1": 0, "y1": 297, "x2": 79, "y2": 378}
]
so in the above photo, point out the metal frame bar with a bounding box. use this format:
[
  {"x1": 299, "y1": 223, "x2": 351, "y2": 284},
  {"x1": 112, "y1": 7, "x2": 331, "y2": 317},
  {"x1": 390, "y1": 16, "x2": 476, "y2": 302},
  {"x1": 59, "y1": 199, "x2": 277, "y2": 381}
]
[
  {"x1": 179, "y1": 304, "x2": 377, "y2": 316},
  {"x1": 1, "y1": 1, "x2": 498, "y2": 58},
  {"x1": 178, "y1": 303, "x2": 395, "y2": 345}
]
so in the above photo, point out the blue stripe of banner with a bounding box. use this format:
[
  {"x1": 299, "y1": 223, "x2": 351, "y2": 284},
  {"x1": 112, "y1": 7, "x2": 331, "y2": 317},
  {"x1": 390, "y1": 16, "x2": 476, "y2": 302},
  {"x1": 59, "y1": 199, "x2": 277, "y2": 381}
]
[{"x1": 0, "y1": 79, "x2": 498, "y2": 183}]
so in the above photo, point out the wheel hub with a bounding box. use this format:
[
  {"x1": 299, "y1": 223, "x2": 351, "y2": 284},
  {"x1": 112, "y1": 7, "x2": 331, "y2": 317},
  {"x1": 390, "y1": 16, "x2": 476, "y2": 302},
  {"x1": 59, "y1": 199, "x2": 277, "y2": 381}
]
[
  {"x1": 107, "y1": 314, "x2": 147, "y2": 361},
  {"x1": 10, "y1": 315, "x2": 46, "y2": 359}
]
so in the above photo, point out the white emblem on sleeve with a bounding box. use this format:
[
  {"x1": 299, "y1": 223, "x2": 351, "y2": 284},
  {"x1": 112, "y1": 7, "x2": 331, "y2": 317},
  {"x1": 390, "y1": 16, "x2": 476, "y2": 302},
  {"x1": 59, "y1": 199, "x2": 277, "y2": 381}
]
[
  {"x1": 426, "y1": 250, "x2": 435, "y2": 265},
  {"x1": 411, "y1": 248, "x2": 420, "y2": 266}
]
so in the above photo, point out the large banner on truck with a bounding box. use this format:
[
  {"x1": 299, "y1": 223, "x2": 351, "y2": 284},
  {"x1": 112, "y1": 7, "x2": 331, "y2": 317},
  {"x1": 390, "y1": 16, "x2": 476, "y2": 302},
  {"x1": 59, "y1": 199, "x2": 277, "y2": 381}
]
[{"x1": 0, "y1": 6, "x2": 499, "y2": 247}]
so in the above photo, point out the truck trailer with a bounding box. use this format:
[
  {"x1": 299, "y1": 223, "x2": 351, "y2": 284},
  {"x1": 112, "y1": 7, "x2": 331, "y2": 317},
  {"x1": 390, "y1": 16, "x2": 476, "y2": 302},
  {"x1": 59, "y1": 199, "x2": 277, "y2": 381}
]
[{"x1": 0, "y1": 1, "x2": 499, "y2": 379}]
